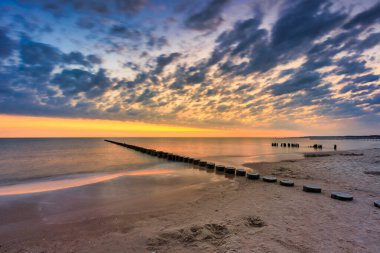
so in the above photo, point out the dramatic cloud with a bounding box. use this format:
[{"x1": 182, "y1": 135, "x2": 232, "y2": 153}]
[
  {"x1": 1, "y1": 0, "x2": 379, "y2": 133},
  {"x1": 19, "y1": 37, "x2": 61, "y2": 66},
  {"x1": 51, "y1": 68, "x2": 112, "y2": 98},
  {"x1": 153, "y1": 53, "x2": 181, "y2": 74},
  {"x1": 270, "y1": 71, "x2": 322, "y2": 96},
  {"x1": 0, "y1": 29, "x2": 15, "y2": 58},
  {"x1": 271, "y1": 0, "x2": 346, "y2": 52},
  {"x1": 343, "y1": 2, "x2": 380, "y2": 29},
  {"x1": 109, "y1": 25, "x2": 142, "y2": 40},
  {"x1": 184, "y1": 0, "x2": 230, "y2": 31},
  {"x1": 36, "y1": 0, "x2": 148, "y2": 16}
]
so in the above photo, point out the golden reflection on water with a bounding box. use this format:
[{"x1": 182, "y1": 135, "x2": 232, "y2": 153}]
[{"x1": 0, "y1": 169, "x2": 175, "y2": 196}]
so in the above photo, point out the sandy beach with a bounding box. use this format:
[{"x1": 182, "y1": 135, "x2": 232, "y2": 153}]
[{"x1": 0, "y1": 148, "x2": 379, "y2": 253}]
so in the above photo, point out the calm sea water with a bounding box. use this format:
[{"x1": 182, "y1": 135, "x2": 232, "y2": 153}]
[
  {"x1": 0, "y1": 137, "x2": 379, "y2": 186},
  {"x1": 0, "y1": 137, "x2": 379, "y2": 225}
]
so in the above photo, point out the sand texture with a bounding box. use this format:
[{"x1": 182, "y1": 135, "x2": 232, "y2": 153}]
[{"x1": 0, "y1": 149, "x2": 380, "y2": 253}]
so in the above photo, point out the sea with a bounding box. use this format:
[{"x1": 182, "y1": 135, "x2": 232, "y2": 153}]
[{"x1": 0, "y1": 137, "x2": 379, "y2": 195}]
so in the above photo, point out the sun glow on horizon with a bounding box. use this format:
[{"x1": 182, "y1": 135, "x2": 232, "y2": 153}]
[{"x1": 0, "y1": 114, "x2": 304, "y2": 138}]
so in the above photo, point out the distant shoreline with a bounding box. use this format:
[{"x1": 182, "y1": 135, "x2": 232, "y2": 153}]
[{"x1": 0, "y1": 135, "x2": 379, "y2": 139}]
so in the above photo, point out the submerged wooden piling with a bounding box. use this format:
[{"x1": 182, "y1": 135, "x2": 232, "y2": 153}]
[
  {"x1": 215, "y1": 165, "x2": 225, "y2": 172},
  {"x1": 104, "y1": 140, "x2": 376, "y2": 208},
  {"x1": 236, "y1": 169, "x2": 246, "y2": 176},
  {"x1": 225, "y1": 167, "x2": 236, "y2": 175},
  {"x1": 303, "y1": 184, "x2": 321, "y2": 193},
  {"x1": 193, "y1": 159, "x2": 201, "y2": 165},
  {"x1": 280, "y1": 179, "x2": 294, "y2": 187},
  {"x1": 331, "y1": 192, "x2": 353, "y2": 201},
  {"x1": 262, "y1": 176, "x2": 277, "y2": 183},
  {"x1": 247, "y1": 172, "x2": 260, "y2": 180},
  {"x1": 207, "y1": 163, "x2": 215, "y2": 170},
  {"x1": 199, "y1": 161, "x2": 207, "y2": 167}
]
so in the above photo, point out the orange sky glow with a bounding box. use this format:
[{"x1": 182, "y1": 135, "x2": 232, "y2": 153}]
[{"x1": 0, "y1": 114, "x2": 304, "y2": 137}]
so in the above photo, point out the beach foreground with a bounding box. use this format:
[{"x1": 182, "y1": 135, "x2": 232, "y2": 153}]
[{"x1": 1, "y1": 148, "x2": 379, "y2": 253}]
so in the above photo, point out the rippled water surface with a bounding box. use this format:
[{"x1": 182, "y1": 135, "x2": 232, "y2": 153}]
[
  {"x1": 0, "y1": 137, "x2": 379, "y2": 224},
  {"x1": 0, "y1": 137, "x2": 379, "y2": 185}
]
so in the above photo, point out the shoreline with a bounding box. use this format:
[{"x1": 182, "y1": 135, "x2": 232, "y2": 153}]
[
  {"x1": 242, "y1": 147, "x2": 378, "y2": 166},
  {"x1": 0, "y1": 148, "x2": 379, "y2": 252},
  {"x1": 0, "y1": 169, "x2": 175, "y2": 196},
  {"x1": 0, "y1": 148, "x2": 350, "y2": 197}
]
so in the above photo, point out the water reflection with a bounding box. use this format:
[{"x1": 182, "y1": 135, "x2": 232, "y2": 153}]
[{"x1": 0, "y1": 169, "x2": 175, "y2": 196}]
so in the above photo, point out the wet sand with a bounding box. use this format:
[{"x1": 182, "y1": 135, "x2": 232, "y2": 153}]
[
  {"x1": 0, "y1": 149, "x2": 380, "y2": 252},
  {"x1": 0, "y1": 169, "x2": 175, "y2": 196}
]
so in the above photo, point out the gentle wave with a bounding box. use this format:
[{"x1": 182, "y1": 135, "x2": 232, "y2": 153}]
[{"x1": 0, "y1": 169, "x2": 175, "y2": 196}]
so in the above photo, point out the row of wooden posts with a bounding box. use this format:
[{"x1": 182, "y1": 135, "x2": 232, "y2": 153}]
[
  {"x1": 272, "y1": 143, "x2": 339, "y2": 150},
  {"x1": 272, "y1": 143, "x2": 300, "y2": 148},
  {"x1": 104, "y1": 140, "x2": 288, "y2": 182},
  {"x1": 105, "y1": 139, "x2": 247, "y2": 176},
  {"x1": 105, "y1": 140, "x2": 380, "y2": 206}
]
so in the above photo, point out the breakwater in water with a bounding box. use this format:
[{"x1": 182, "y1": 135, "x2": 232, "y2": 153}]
[
  {"x1": 104, "y1": 139, "x2": 380, "y2": 207},
  {"x1": 104, "y1": 139, "x2": 244, "y2": 176}
]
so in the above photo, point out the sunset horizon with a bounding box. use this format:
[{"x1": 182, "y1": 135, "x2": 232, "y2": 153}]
[
  {"x1": 1, "y1": 0, "x2": 379, "y2": 137},
  {"x1": 0, "y1": 0, "x2": 379, "y2": 252},
  {"x1": 1, "y1": 113, "x2": 379, "y2": 138}
]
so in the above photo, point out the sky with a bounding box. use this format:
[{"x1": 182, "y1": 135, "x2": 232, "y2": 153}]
[{"x1": 0, "y1": 0, "x2": 379, "y2": 137}]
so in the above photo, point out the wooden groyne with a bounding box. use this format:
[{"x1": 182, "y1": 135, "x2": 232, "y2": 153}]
[
  {"x1": 104, "y1": 139, "x2": 242, "y2": 175},
  {"x1": 271, "y1": 142, "x2": 340, "y2": 150},
  {"x1": 272, "y1": 142, "x2": 300, "y2": 148},
  {"x1": 105, "y1": 139, "x2": 380, "y2": 208}
]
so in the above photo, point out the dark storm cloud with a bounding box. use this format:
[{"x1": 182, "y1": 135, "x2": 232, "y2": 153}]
[
  {"x1": 76, "y1": 16, "x2": 98, "y2": 29},
  {"x1": 102, "y1": 25, "x2": 169, "y2": 53},
  {"x1": 34, "y1": 0, "x2": 148, "y2": 16},
  {"x1": 135, "y1": 89, "x2": 157, "y2": 103},
  {"x1": 0, "y1": 64, "x2": 79, "y2": 118},
  {"x1": 270, "y1": 71, "x2": 322, "y2": 96},
  {"x1": 352, "y1": 74, "x2": 379, "y2": 84},
  {"x1": 273, "y1": 83, "x2": 332, "y2": 110},
  {"x1": 315, "y1": 99, "x2": 367, "y2": 118},
  {"x1": 207, "y1": 0, "x2": 347, "y2": 76},
  {"x1": 106, "y1": 104, "x2": 120, "y2": 113},
  {"x1": 186, "y1": 70, "x2": 206, "y2": 84},
  {"x1": 124, "y1": 73, "x2": 149, "y2": 88},
  {"x1": 205, "y1": 17, "x2": 273, "y2": 73},
  {"x1": 352, "y1": 32, "x2": 380, "y2": 52},
  {"x1": 147, "y1": 35, "x2": 168, "y2": 50},
  {"x1": 19, "y1": 36, "x2": 102, "y2": 68},
  {"x1": 184, "y1": 0, "x2": 230, "y2": 31},
  {"x1": 169, "y1": 64, "x2": 207, "y2": 89},
  {"x1": 112, "y1": 0, "x2": 148, "y2": 14},
  {"x1": 86, "y1": 54, "x2": 102, "y2": 65},
  {"x1": 0, "y1": 28, "x2": 15, "y2": 58},
  {"x1": 279, "y1": 69, "x2": 296, "y2": 78},
  {"x1": 343, "y1": 2, "x2": 380, "y2": 30},
  {"x1": 123, "y1": 61, "x2": 140, "y2": 71},
  {"x1": 109, "y1": 25, "x2": 142, "y2": 40},
  {"x1": 271, "y1": 0, "x2": 346, "y2": 52},
  {"x1": 63, "y1": 52, "x2": 102, "y2": 66},
  {"x1": 364, "y1": 93, "x2": 380, "y2": 105},
  {"x1": 153, "y1": 52, "x2": 181, "y2": 74},
  {"x1": 51, "y1": 68, "x2": 112, "y2": 98},
  {"x1": 334, "y1": 56, "x2": 369, "y2": 75},
  {"x1": 19, "y1": 36, "x2": 61, "y2": 65},
  {"x1": 340, "y1": 83, "x2": 378, "y2": 94},
  {"x1": 235, "y1": 84, "x2": 251, "y2": 93},
  {"x1": 0, "y1": 33, "x2": 110, "y2": 119},
  {"x1": 214, "y1": 18, "x2": 265, "y2": 57}
]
